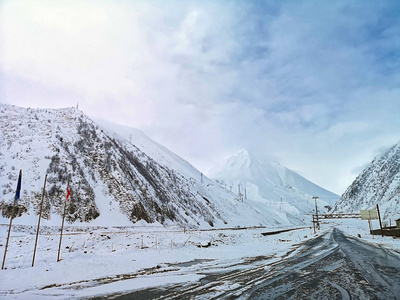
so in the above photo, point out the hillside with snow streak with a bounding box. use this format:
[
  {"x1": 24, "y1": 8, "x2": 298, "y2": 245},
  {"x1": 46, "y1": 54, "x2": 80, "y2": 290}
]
[
  {"x1": 209, "y1": 150, "x2": 339, "y2": 223},
  {"x1": 0, "y1": 104, "x2": 295, "y2": 228},
  {"x1": 332, "y1": 142, "x2": 400, "y2": 220}
]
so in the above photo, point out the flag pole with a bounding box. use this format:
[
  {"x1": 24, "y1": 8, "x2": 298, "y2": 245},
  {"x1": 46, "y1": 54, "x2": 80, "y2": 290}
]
[
  {"x1": 2, "y1": 170, "x2": 22, "y2": 270},
  {"x1": 1, "y1": 207, "x2": 15, "y2": 270},
  {"x1": 57, "y1": 181, "x2": 70, "y2": 262},
  {"x1": 32, "y1": 174, "x2": 47, "y2": 267}
]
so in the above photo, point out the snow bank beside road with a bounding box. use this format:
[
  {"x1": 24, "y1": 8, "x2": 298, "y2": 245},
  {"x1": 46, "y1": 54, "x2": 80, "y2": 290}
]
[{"x1": 329, "y1": 219, "x2": 400, "y2": 254}]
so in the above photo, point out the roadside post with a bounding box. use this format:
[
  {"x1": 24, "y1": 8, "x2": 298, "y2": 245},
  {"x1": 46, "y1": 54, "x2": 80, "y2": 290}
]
[{"x1": 376, "y1": 204, "x2": 383, "y2": 237}]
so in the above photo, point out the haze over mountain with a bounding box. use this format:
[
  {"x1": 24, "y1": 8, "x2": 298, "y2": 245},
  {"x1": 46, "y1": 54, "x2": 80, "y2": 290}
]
[
  {"x1": 210, "y1": 149, "x2": 339, "y2": 217},
  {"x1": 1, "y1": 104, "x2": 310, "y2": 228},
  {"x1": 332, "y1": 142, "x2": 400, "y2": 221}
]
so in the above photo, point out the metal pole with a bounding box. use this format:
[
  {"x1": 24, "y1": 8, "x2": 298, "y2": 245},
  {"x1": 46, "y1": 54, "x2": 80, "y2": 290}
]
[
  {"x1": 2, "y1": 170, "x2": 22, "y2": 270},
  {"x1": 57, "y1": 181, "x2": 69, "y2": 262},
  {"x1": 313, "y1": 196, "x2": 319, "y2": 230},
  {"x1": 2, "y1": 204, "x2": 16, "y2": 270},
  {"x1": 376, "y1": 204, "x2": 383, "y2": 237},
  {"x1": 32, "y1": 174, "x2": 47, "y2": 267}
]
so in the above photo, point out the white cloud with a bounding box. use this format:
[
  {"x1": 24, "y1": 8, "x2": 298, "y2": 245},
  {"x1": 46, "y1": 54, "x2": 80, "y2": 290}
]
[{"x1": 1, "y1": 0, "x2": 399, "y2": 195}]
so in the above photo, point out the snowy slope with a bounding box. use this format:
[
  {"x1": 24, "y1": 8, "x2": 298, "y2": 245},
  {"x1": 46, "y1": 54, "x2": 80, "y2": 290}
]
[
  {"x1": 332, "y1": 142, "x2": 400, "y2": 221},
  {"x1": 94, "y1": 119, "x2": 206, "y2": 183},
  {"x1": 0, "y1": 104, "x2": 297, "y2": 228},
  {"x1": 209, "y1": 150, "x2": 339, "y2": 218}
]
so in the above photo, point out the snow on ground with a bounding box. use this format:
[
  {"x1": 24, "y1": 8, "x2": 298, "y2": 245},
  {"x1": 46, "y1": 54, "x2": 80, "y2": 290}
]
[
  {"x1": 0, "y1": 218, "x2": 398, "y2": 299},
  {"x1": 331, "y1": 218, "x2": 400, "y2": 254},
  {"x1": 0, "y1": 223, "x2": 311, "y2": 299}
]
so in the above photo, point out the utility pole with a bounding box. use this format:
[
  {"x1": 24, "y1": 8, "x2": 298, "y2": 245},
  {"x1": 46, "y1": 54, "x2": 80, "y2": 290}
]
[
  {"x1": 32, "y1": 174, "x2": 47, "y2": 267},
  {"x1": 313, "y1": 196, "x2": 319, "y2": 230},
  {"x1": 312, "y1": 214, "x2": 316, "y2": 234}
]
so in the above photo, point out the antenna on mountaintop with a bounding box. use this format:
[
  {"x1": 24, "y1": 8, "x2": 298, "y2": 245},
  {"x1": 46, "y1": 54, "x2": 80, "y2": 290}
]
[{"x1": 76, "y1": 102, "x2": 79, "y2": 109}]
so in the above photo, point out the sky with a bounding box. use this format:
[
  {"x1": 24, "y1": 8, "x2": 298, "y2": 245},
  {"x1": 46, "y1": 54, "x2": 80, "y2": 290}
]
[{"x1": 1, "y1": 0, "x2": 399, "y2": 195}]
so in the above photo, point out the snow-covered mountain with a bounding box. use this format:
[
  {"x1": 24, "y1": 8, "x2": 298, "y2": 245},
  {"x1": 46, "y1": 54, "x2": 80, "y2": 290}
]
[
  {"x1": 332, "y1": 142, "x2": 400, "y2": 221},
  {"x1": 93, "y1": 118, "x2": 205, "y2": 182},
  {"x1": 209, "y1": 150, "x2": 339, "y2": 219},
  {"x1": 0, "y1": 104, "x2": 300, "y2": 228}
]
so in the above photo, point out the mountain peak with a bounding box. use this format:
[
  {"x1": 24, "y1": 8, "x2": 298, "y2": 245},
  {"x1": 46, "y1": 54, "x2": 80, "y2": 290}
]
[
  {"x1": 211, "y1": 149, "x2": 338, "y2": 209},
  {"x1": 227, "y1": 149, "x2": 252, "y2": 170},
  {"x1": 234, "y1": 149, "x2": 251, "y2": 158}
]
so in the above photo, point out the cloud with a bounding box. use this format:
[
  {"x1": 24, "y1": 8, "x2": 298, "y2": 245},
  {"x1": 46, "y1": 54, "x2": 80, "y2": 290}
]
[{"x1": 1, "y1": 0, "x2": 399, "y2": 195}]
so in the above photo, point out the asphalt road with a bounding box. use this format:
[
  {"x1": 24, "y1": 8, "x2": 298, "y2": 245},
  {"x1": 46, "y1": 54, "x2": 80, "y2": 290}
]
[{"x1": 95, "y1": 228, "x2": 400, "y2": 299}]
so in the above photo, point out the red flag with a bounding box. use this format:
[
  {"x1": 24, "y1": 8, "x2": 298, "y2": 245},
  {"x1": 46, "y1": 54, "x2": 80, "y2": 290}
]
[{"x1": 66, "y1": 185, "x2": 70, "y2": 201}]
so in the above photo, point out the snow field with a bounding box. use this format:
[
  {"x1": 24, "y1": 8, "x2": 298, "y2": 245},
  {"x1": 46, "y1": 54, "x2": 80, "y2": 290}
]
[
  {"x1": 0, "y1": 224, "x2": 313, "y2": 299},
  {"x1": 1, "y1": 219, "x2": 398, "y2": 299}
]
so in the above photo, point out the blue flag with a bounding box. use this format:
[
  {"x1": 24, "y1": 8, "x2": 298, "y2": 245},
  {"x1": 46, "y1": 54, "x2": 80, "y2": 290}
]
[{"x1": 14, "y1": 170, "x2": 22, "y2": 203}]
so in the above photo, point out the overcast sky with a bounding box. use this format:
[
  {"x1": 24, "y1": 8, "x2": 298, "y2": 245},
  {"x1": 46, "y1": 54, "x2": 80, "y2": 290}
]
[{"x1": 1, "y1": 0, "x2": 399, "y2": 195}]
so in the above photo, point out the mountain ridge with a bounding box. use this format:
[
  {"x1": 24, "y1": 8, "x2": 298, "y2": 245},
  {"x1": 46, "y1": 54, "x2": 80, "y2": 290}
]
[
  {"x1": 0, "y1": 104, "x2": 299, "y2": 228},
  {"x1": 332, "y1": 142, "x2": 400, "y2": 221}
]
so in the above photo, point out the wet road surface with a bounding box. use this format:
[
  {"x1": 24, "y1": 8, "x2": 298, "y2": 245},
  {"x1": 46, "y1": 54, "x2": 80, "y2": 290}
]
[{"x1": 95, "y1": 228, "x2": 400, "y2": 299}]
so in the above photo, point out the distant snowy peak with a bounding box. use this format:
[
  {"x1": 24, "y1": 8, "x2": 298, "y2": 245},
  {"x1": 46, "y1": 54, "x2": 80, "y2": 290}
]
[
  {"x1": 210, "y1": 149, "x2": 338, "y2": 201},
  {"x1": 212, "y1": 149, "x2": 280, "y2": 183},
  {"x1": 332, "y1": 142, "x2": 400, "y2": 220},
  {"x1": 217, "y1": 149, "x2": 253, "y2": 180}
]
